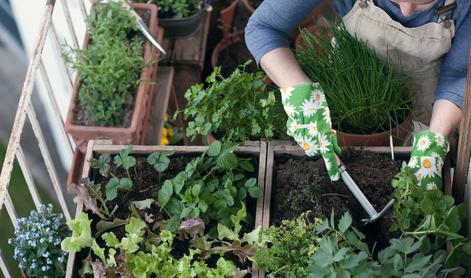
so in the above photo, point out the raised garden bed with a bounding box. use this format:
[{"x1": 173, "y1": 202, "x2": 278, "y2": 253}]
[
  {"x1": 65, "y1": 140, "x2": 268, "y2": 277},
  {"x1": 257, "y1": 141, "x2": 460, "y2": 277},
  {"x1": 65, "y1": 3, "x2": 161, "y2": 152}
]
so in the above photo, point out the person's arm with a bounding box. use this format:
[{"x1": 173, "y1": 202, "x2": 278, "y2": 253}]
[
  {"x1": 431, "y1": 7, "x2": 471, "y2": 136},
  {"x1": 245, "y1": 0, "x2": 321, "y2": 87}
]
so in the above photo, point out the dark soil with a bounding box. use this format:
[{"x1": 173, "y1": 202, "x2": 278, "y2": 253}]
[
  {"x1": 218, "y1": 40, "x2": 258, "y2": 77},
  {"x1": 73, "y1": 9, "x2": 151, "y2": 128},
  {"x1": 272, "y1": 149, "x2": 404, "y2": 249}
]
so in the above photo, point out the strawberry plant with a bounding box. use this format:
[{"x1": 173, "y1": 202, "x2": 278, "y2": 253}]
[{"x1": 158, "y1": 141, "x2": 262, "y2": 232}]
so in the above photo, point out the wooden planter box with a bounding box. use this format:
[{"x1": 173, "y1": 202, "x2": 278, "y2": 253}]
[
  {"x1": 66, "y1": 140, "x2": 268, "y2": 278},
  {"x1": 260, "y1": 141, "x2": 454, "y2": 277},
  {"x1": 65, "y1": 3, "x2": 161, "y2": 153}
]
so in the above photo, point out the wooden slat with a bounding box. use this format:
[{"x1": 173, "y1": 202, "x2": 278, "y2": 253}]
[
  {"x1": 453, "y1": 47, "x2": 471, "y2": 203},
  {"x1": 78, "y1": 0, "x2": 88, "y2": 20},
  {"x1": 262, "y1": 142, "x2": 275, "y2": 229},
  {"x1": 16, "y1": 145, "x2": 42, "y2": 209},
  {"x1": 60, "y1": 0, "x2": 79, "y2": 49},
  {"x1": 0, "y1": 250, "x2": 12, "y2": 278},
  {"x1": 0, "y1": 0, "x2": 55, "y2": 210},
  {"x1": 5, "y1": 192, "x2": 18, "y2": 229},
  {"x1": 38, "y1": 59, "x2": 74, "y2": 155},
  {"x1": 49, "y1": 23, "x2": 74, "y2": 90},
  {"x1": 143, "y1": 66, "x2": 174, "y2": 145},
  {"x1": 26, "y1": 103, "x2": 71, "y2": 221}
]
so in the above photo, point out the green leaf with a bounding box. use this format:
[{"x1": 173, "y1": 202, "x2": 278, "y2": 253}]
[
  {"x1": 125, "y1": 217, "x2": 146, "y2": 235},
  {"x1": 192, "y1": 183, "x2": 202, "y2": 197},
  {"x1": 105, "y1": 177, "x2": 120, "y2": 201},
  {"x1": 61, "y1": 212, "x2": 94, "y2": 252},
  {"x1": 158, "y1": 181, "x2": 174, "y2": 208},
  {"x1": 102, "y1": 232, "x2": 120, "y2": 248},
  {"x1": 132, "y1": 199, "x2": 156, "y2": 210},
  {"x1": 147, "y1": 151, "x2": 172, "y2": 172},
  {"x1": 248, "y1": 186, "x2": 263, "y2": 198},
  {"x1": 404, "y1": 255, "x2": 432, "y2": 273},
  {"x1": 393, "y1": 254, "x2": 403, "y2": 271},
  {"x1": 238, "y1": 160, "x2": 255, "y2": 172},
  {"x1": 231, "y1": 203, "x2": 247, "y2": 234},
  {"x1": 333, "y1": 247, "x2": 349, "y2": 262},
  {"x1": 120, "y1": 178, "x2": 133, "y2": 190},
  {"x1": 338, "y1": 213, "x2": 352, "y2": 233},
  {"x1": 181, "y1": 207, "x2": 193, "y2": 219},
  {"x1": 207, "y1": 141, "x2": 222, "y2": 156},
  {"x1": 166, "y1": 215, "x2": 180, "y2": 232},
  {"x1": 244, "y1": 178, "x2": 257, "y2": 188},
  {"x1": 217, "y1": 223, "x2": 239, "y2": 241}
]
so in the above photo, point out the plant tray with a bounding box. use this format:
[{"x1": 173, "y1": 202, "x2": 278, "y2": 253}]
[
  {"x1": 260, "y1": 140, "x2": 453, "y2": 277},
  {"x1": 65, "y1": 3, "x2": 161, "y2": 153},
  {"x1": 65, "y1": 140, "x2": 268, "y2": 278}
]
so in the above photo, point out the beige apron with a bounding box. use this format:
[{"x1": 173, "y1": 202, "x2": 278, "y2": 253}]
[{"x1": 342, "y1": 0, "x2": 456, "y2": 126}]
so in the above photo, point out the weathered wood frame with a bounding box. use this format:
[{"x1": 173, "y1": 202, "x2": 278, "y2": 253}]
[{"x1": 65, "y1": 140, "x2": 268, "y2": 278}]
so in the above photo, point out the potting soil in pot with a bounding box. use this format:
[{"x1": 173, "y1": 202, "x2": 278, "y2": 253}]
[
  {"x1": 272, "y1": 150, "x2": 404, "y2": 248},
  {"x1": 218, "y1": 40, "x2": 258, "y2": 77}
]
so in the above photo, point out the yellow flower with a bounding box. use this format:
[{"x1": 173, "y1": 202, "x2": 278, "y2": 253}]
[
  {"x1": 167, "y1": 128, "x2": 174, "y2": 137},
  {"x1": 161, "y1": 137, "x2": 169, "y2": 145},
  {"x1": 162, "y1": 128, "x2": 168, "y2": 137}
]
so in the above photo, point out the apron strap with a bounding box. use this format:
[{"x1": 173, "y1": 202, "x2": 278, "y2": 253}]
[{"x1": 436, "y1": 0, "x2": 457, "y2": 24}]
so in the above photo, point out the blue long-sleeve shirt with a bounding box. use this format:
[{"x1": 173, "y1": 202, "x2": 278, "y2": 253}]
[{"x1": 245, "y1": 0, "x2": 471, "y2": 108}]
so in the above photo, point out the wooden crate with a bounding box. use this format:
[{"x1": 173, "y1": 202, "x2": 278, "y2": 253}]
[
  {"x1": 261, "y1": 140, "x2": 454, "y2": 277},
  {"x1": 65, "y1": 140, "x2": 268, "y2": 278}
]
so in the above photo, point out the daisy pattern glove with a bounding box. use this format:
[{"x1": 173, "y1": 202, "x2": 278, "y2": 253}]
[
  {"x1": 407, "y1": 130, "x2": 448, "y2": 190},
  {"x1": 280, "y1": 83, "x2": 341, "y2": 181}
]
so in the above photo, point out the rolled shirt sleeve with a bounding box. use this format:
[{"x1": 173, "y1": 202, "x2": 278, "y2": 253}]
[
  {"x1": 434, "y1": 6, "x2": 471, "y2": 109},
  {"x1": 245, "y1": 0, "x2": 321, "y2": 65}
]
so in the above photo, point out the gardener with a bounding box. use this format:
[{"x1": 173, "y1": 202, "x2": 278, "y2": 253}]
[{"x1": 245, "y1": 0, "x2": 470, "y2": 189}]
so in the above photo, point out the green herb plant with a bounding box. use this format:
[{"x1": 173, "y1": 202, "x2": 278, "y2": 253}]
[
  {"x1": 253, "y1": 212, "x2": 322, "y2": 278},
  {"x1": 296, "y1": 21, "x2": 410, "y2": 134},
  {"x1": 66, "y1": 1, "x2": 146, "y2": 126},
  {"x1": 182, "y1": 61, "x2": 288, "y2": 143},
  {"x1": 309, "y1": 212, "x2": 456, "y2": 277},
  {"x1": 391, "y1": 166, "x2": 471, "y2": 268},
  {"x1": 158, "y1": 141, "x2": 262, "y2": 233}
]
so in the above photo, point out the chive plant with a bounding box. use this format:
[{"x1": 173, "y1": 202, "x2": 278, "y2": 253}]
[{"x1": 296, "y1": 22, "x2": 410, "y2": 134}]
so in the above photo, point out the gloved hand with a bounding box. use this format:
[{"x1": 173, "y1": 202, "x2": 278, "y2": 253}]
[
  {"x1": 407, "y1": 130, "x2": 448, "y2": 190},
  {"x1": 280, "y1": 83, "x2": 341, "y2": 181}
]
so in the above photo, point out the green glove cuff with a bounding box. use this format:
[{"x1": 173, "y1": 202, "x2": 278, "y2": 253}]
[
  {"x1": 280, "y1": 83, "x2": 340, "y2": 181},
  {"x1": 408, "y1": 130, "x2": 448, "y2": 190}
]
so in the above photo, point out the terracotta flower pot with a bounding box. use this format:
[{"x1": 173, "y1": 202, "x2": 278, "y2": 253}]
[
  {"x1": 219, "y1": 0, "x2": 239, "y2": 38},
  {"x1": 65, "y1": 3, "x2": 160, "y2": 153},
  {"x1": 336, "y1": 115, "x2": 413, "y2": 147}
]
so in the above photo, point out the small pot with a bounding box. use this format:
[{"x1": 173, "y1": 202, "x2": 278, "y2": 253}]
[
  {"x1": 336, "y1": 116, "x2": 413, "y2": 147},
  {"x1": 159, "y1": 10, "x2": 204, "y2": 38}
]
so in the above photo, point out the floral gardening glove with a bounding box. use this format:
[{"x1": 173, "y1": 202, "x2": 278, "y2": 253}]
[
  {"x1": 407, "y1": 130, "x2": 448, "y2": 190},
  {"x1": 280, "y1": 83, "x2": 341, "y2": 181}
]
